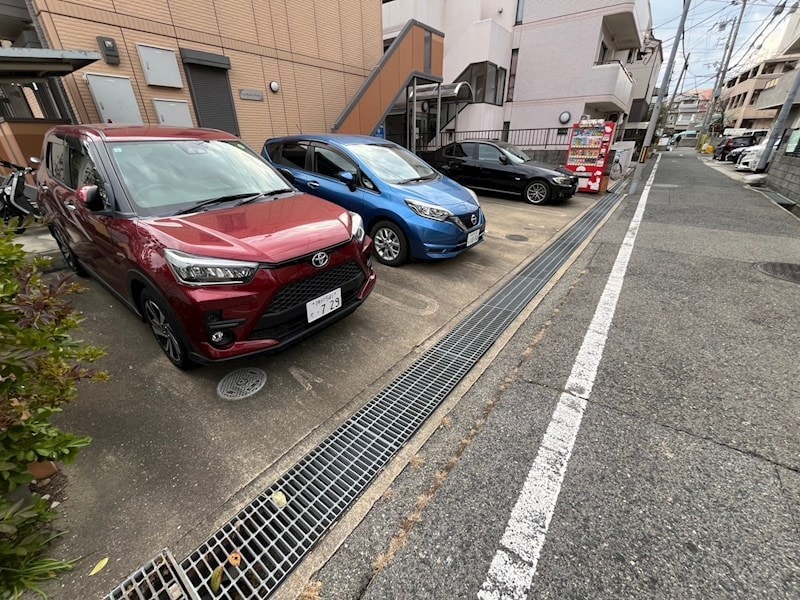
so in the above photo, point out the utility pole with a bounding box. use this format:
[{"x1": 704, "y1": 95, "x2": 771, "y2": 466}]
[
  {"x1": 698, "y1": 0, "x2": 748, "y2": 143},
  {"x1": 640, "y1": 0, "x2": 692, "y2": 162},
  {"x1": 755, "y1": 69, "x2": 800, "y2": 171}
]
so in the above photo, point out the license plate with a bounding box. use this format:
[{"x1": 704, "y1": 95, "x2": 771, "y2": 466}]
[
  {"x1": 467, "y1": 229, "x2": 480, "y2": 247},
  {"x1": 306, "y1": 288, "x2": 342, "y2": 323}
]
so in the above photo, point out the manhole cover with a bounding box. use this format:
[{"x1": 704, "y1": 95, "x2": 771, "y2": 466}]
[
  {"x1": 754, "y1": 262, "x2": 800, "y2": 285},
  {"x1": 506, "y1": 234, "x2": 529, "y2": 242},
  {"x1": 217, "y1": 367, "x2": 267, "y2": 400}
]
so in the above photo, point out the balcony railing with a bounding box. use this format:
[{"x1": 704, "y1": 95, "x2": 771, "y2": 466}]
[{"x1": 387, "y1": 127, "x2": 572, "y2": 151}]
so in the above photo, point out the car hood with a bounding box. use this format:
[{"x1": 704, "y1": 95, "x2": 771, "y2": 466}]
[
  {"x1": 389, "y1": 175, "x2": 479, "y2": 212},
  {"x1": 143, "y1": 194, "x2": 353, "y2": 263},
  {"x1": 517, "y1": 161, "x2": 571, "y2": 178}
]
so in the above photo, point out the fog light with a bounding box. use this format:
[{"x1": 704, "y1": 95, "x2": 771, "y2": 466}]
[{"x1": 209, "y1": 329, "x2": 235, "y2": 349}]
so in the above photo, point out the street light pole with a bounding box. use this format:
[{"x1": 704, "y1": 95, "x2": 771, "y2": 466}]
[{"x1": 640, "y1": 0, "x2": 693, "y2": 162}]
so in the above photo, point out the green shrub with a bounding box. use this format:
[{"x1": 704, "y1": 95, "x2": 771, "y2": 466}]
[{"x1": 0, "y1": 226, "x2": 107, "y2": 598}]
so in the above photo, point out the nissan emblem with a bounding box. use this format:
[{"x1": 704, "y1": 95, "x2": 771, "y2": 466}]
[
  {"x1": 470, "y1": 213, "x2": 478, "y2": 226},
  {"x1": 311, "y1": 252, "x2": 329, "y2": 268}
]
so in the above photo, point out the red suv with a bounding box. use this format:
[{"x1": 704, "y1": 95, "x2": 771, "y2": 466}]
[{"x1": 36, "y1": 125, "x2": 376, "y2": 368}]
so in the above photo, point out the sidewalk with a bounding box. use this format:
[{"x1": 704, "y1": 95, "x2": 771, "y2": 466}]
[{"x1": 301, "y1": 151, "x2": 800, "y2": 598}]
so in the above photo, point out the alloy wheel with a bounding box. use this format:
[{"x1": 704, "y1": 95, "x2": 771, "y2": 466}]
[
  {"x1": 144, "y1": 298, "x2": 183, "y2": 364},
  {"x1": 373, "y1": 227, "x2": 401, "y2": 262},
  {"x1": 526, "y1": 181, "x2": 549, "y2": 204}
]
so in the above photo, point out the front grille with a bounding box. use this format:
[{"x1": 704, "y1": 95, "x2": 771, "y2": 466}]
[
  {"x1": 249, "y1": 285, "x2": 363, "y2": 341},
  {"x1": 267, "y1": 262, "x2": 363, "y2": 313},
  {"x1": 453, "y1": 210, "x2": 480, "y2": 231},
  {"x1": 249, "y1": 261, "x2": 366, "y2": 341}
]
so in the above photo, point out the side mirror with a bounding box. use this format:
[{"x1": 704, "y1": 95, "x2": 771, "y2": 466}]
[
  {"x1": 76, "y1": 185, "x2": 105, "y2": 212},
  {"x1": 498, "y1": 154, "x2": 509, "y2": 165},
  {"x1": 338, "y1": 171, "x2": 357, "y2": 192},
  {"x1": 278, "y1": 168, "x2": 295, "y2": 184}
]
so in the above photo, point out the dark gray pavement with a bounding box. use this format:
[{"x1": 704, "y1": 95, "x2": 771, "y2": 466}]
[{"x1": 307, "y1": 152, "x2": 800, "y2": 599}]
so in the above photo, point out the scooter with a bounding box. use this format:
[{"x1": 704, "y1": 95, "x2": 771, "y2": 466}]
[{"x1": 0, "y1": 158, "x2": 41, "y2": 234}]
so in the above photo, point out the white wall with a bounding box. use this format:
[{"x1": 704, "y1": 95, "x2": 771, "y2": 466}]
[
  {"x1": 383, "y1": 0, "x2": 445, "y2": 38},
  {"x1": 443, "y1": 18, "x2": 512, "y2": 81}
]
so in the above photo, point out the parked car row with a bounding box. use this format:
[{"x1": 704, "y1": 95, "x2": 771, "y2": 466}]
[{"x1": 31, "y1": 125, "x2": 577, "y2": 368}]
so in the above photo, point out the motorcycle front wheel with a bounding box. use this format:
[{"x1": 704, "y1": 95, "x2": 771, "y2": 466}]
[{"x1": 2, "y1": 207, "x2": 26, "y2": 234}]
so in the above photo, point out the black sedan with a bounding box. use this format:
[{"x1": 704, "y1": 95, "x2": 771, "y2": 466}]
[{"x1": 421, "y1": 140, "x2": 578, "y2": 204}]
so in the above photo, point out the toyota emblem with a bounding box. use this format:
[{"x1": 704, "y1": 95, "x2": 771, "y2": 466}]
[
  {"x1": 311, "y1": 252, "x2": 329, "y2": 268},
  {"x1": 470, "y1": 213, "x2": 478, "y2": 226}
]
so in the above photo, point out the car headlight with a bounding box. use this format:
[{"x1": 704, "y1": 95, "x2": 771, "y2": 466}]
[
  {"x1": 164, "y1": 249, "x2": 259, "y2": 286},
  {"x1": 404, "y1": 198, "x2": 453, "y2": 221},
  {"x1": 339, "y1": 211, "x2": 366, "y2": 244},
  {"x1": 553, "y1": 176, "x2": 573, "y2": 186},
  {"x1": 465, "y1": 187, "x2": 480, "y2": 206}
]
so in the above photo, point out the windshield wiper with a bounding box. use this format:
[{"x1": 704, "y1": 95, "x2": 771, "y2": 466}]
[
  {"x1": 397, "y1": 174, "x2": 436, "y2": 185},
  {"x1": 172, "y1": 192, "x2": 260, "y2": 216},
  {"x1": 235, "y1": 188, "x2": 295, "y2": 206}
]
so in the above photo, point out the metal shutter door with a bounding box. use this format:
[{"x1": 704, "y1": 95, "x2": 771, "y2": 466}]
[{"x1": 184, "y1": 64, "x2": 239, "y2": 135}]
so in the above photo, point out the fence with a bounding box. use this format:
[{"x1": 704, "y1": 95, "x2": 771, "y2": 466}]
[{"x1": 384, "y1": 128, "x2": 572, "y2": 152}]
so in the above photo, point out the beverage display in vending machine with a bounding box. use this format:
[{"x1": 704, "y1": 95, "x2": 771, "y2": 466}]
[{"x1": 564, "y1": 119, "x2": 616, "y2": 193}]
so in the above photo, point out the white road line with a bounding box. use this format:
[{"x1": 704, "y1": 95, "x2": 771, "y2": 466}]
[{"x1": 478, "y1": 155, "x2": 662, "y2": 600}]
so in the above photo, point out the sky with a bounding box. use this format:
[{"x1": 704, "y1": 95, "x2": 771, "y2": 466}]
[{"x1": 650, "y1": 0, "x2": 794, "y2": 96}]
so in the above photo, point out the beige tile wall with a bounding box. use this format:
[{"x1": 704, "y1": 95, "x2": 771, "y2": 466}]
[{"x1": 31, "y1": 0, "x2": 381, "y2": 148}]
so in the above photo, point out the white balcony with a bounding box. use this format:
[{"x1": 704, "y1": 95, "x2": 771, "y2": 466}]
[{"x1": 584, "y1": 61, "x2": 634, "y2": 112}]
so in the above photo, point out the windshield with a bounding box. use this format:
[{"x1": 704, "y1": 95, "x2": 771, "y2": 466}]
[
  {"x1": 108, "y1": 139, "x2": 291, "y2": 217},
  {"x1": 347, "y1": 143, "x2": 436, "y2": 184},
  {"x1": 495, "y1": 141, "x2": 531, "y2": 164}
]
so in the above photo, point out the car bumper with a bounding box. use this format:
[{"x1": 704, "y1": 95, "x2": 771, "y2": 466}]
[
  {"x1": 407, "y1": 208, "x2": 486, "y2": 260},
  {"x1": 169, "y1": 239, "x2": 376, "y2": 363}
]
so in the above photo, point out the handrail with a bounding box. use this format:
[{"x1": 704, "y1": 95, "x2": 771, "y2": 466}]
[{"x1": 332, "y1": 19, "x2": 444, "y2": 134}]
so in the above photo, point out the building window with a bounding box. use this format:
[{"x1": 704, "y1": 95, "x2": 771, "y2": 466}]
[
  {"x1": 598, "y1": 41, "x2": 609, "y2": 64},
  {"x1": 424, "y1": 30, "x2": 432, "y2": 73},
  {"x1": 749, "y1": 90, "x2": 761, "y2": 105},
  {"x1": 383, "y1": 37, "x2": 396, "y2": 53},
  {"x1": 515, "y1": 0, "x2": 525, "y2": 25},
  {"x1": 507, "y1": 49, "x2": 518, "y2": 102},
  {"x1": 456, "y1": 62, "x2": 507, "y2": 106}
]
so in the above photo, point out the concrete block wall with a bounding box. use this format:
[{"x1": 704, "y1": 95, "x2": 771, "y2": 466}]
[{"x1": 766, "y1": 146, "x2": 800, "y2": 205}]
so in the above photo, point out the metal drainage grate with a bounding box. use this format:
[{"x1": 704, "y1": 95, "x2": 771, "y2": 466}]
[
  {"x1": 109, "y1": 187, "x2": 627, "y2": 599},
  {"x1": 106, "y1": 549, "x2": 198, "y2": 600},
  {"x1": 755, "y1": 262, "x2": 800, "y2": 285},
  {"x1": 217, "y1": 368, "x2": 267, "y2": 401}
]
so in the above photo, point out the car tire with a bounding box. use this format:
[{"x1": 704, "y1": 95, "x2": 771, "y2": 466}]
[
  {"x1": 49, "y1": 225, "x2": 87, "y2": 276},
  {"x1": 370, "y1": 220, "x2": 408, "y2": 267},
  {"x1": 523, "y1": 180, "x2": 551, "y2": 205},
  {"x1": 140, "y1": 288, "x2": 194, "y2": 369}
]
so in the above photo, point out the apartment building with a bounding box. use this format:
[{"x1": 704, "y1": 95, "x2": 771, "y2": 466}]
[
  {"x1": 0, "y1": 0, "x2": 383, "y2": 165},
  {"x1": 382, "y1": 0, "x2": 659, "y2": 145},
  {"x1": 720, "y1": 56, "x2": 797, "y2": 130},
  {"x1": 665, "y1": 89, "x2": 712, "y2": 135}
]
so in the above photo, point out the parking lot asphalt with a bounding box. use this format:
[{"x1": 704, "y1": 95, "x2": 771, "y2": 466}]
[{"x1": 18, "y1": 191, "x2": 607, "y2": 598}]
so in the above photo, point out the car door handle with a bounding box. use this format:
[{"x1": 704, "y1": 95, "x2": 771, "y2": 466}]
[{"x1": 308, "y1": 181, "x2": 320, "y2": 189}]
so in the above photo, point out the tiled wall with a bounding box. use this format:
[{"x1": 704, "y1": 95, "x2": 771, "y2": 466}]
[{"x1": 31, "y1": 0, "x2": 382, "y2": 148}]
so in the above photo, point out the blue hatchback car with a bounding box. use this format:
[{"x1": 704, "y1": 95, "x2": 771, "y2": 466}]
[{"x1": 262, "y1": 134, "x2": 485, "y2": 266}]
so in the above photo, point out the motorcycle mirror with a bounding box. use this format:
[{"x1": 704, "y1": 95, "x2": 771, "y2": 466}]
[
  {"x1": 77, "y1": 185, "x2": 105, "y2": 212},
  {"x1": 28, "y1": 157, "x2": 41, "y2": 167}
]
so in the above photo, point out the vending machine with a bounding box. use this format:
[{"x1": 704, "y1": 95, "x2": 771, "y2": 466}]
[{"x1": 565, "y1": 119, "x2": 616, "y2": 193}]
